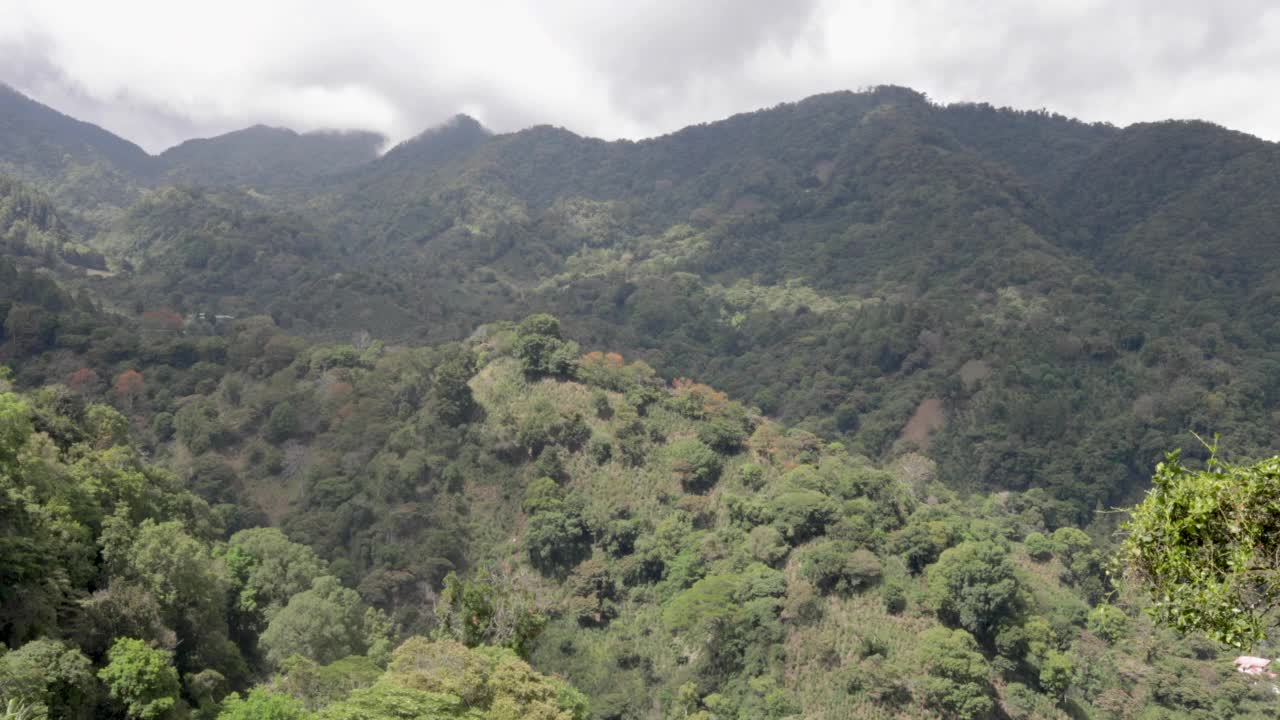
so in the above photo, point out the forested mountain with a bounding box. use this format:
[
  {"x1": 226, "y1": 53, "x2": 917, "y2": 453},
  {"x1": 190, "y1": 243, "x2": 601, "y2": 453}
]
[
  {"x1": 3, "y1": 84, "x2": 1280, "y2": 719},
  {"x1": 158, "y1": 127, "x2": 386, "y2": 189},
  {"x1": 0, "y1": 85, "x2": 151, "y2": 228}
]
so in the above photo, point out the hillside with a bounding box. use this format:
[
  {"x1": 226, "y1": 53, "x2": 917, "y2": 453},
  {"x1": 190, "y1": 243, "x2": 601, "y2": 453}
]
[
  {"x1": 287, "y1": 88, "x2": 1280, "y2": 520},
  {"x1": 5, "y1": 311, "x2": 1276, "y2": 718},
  {"x1": 3, "y1": 84, "x2": 1280, "y2": 719},
  {"x1": 7, "y1": 83, "x2": 1280, "y2": 515}
]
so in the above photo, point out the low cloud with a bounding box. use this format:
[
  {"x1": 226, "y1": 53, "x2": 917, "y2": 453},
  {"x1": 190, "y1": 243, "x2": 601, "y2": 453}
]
[{"x1": 1, "y1": 0, "x2": 1278, "y2": 153}]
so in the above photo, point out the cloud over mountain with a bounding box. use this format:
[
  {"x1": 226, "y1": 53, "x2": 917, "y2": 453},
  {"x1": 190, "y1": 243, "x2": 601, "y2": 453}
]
[{"x1": 2, "y1": 0, "x2": 1279, "y2": 152}]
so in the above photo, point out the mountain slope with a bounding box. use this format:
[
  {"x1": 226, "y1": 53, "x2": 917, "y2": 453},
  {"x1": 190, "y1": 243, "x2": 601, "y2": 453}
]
[
  {"x1": 7, "y1": 84, "x2": 1280, "y2": 516},
  {"x1": 272, "y1": 87, "x2": 1280, "y2": 518},
  {"x1": 0, "y1": 84, "x2": 152, "y2": 225}
]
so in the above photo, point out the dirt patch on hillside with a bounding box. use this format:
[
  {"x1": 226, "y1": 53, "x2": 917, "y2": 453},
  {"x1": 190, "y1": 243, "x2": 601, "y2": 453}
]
[
  {"x1": 958, "y1": 359, "x2": 992, "y2": 389},
  {"x1": 899, "y1": 398, "x2": 945, "y2": 449}
]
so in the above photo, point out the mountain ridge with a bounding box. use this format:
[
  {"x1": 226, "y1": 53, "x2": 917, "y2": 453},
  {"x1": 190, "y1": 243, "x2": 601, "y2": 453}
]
[{"x1": 4, "y1": 81, "x2": 1279, "y2": 518}]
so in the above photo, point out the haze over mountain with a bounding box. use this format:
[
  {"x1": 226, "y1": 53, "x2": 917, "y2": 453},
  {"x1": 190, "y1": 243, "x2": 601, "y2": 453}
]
[
  {"x1": 8, "y1": 1, "x2": 1280, "y2": 153},
  {"x1": 3, "y1": 79, "x2": 1280, "y2": 719}
]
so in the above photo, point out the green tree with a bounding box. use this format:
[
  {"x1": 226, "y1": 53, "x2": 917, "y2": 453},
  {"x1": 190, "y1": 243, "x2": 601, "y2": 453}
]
[
  {"x1": 108, "y1": 520, "x2": 234, "y2": 674},
  {"x1": 769, "y1": 490, "x2": 838, "y2": 544},
  {"x1": 264, "y1": 401, "x2": 300, "y2": 443},
  {"x1": 1038, "y1": 649, "x2": 1075, "y2": 702},
  {"x1": 1023, "y1": 531, "x2": 1052, "y2": 561},
  {"x1": 1086, "y1": 604, "x2": 1128, "y2": 644},
  {"x1": 173, "y1": 399, "x2": 228, "y2": 454},
  {"x1": 217, "y1": 688, "x2": 312, "y2": 720},
  {"x1": 696, "y1": 412, "x2": 749, "y2": 454},
  {"x1": 274, "y1": 655, "x2": 382, "y2": 712},
  {"x1": 799, "y1": 542, "x2": 882, "y2": 595},
  {"x1": 225, "y1": 527, "x2": 328, "y2": 620},
  {"x1": 523, "y1": 510, "x2": 592, "y2": 577},
  {"x1": 667, "y1": 438, "x2": 722, "y2": 494},
  {"x1": 84, "y1": 403, "x2": 130, "y2": 449},
  {"x1": 259, "y1": 576, "x2": 383, "y2": 668},
  {"x1": 926, "y1": 541, "x2": 1023, "y2": 644},
  {"x1": 98, "y1": 638, "x2": 182, "y2": 720},
  {"x1": 916, "y1": 628, "x2": 993, "y2": 720},
  {"x1": 0, "y1": 392, "x2": 31, "y2": 472},
  {"x1": 315, "y1": 684, "x2": 461, "y2": 720},
  {"x1": 432, "y1": 347, "x2": 478, "y2": 425},
  {"x1": 0, "y1": 639, "x2": 97, "y2": 720},
  {"x1": 515, "y1": 314, "x2": 578, "y2": 379},
  {"x1": 318, "y1": 638, "x2": 588, "y2": 720},
  {"x1": 434, "y1": 572, "x2": 547, "y2": 657}
]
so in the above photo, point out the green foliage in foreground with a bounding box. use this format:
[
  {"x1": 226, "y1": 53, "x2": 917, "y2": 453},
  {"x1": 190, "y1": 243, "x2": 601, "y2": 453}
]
[
  {"x1": 1123, "y1": 447, "x2": 1280, "y2": 648},
  {"x1": 216, "y1": 687, "x2": 310, "y2": 720},
  {"x1": 98, "y1": 638, "x2": 181, "y2": 720}
]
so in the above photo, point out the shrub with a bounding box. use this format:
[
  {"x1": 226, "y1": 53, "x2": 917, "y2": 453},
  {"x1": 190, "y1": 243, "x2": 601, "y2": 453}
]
[
  {"x1": 881, "y1": 576, "x2": 907, "y2": 614},
  {"x1": 1121, "y1": 450, "x2": 1280, "y2": 647},
  {"x1": 737, "y1": 462, "x2": 765, "y2": 490}
]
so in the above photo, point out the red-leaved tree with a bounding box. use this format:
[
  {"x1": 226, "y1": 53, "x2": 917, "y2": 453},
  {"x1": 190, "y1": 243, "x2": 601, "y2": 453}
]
[{"x1": 113, "y1": 369, "x2": 144, "y2": 411}]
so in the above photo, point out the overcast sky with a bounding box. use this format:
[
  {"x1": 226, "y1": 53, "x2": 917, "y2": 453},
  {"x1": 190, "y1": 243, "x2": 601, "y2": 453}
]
[{"x1": 2, "y1": 1, "x2": 1278, "y2": 153}]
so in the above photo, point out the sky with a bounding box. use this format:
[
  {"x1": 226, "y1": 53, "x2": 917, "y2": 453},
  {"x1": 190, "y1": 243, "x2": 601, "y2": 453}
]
[{"x1": 1, "y1": 0, "x2": 1279, "y2": 153}]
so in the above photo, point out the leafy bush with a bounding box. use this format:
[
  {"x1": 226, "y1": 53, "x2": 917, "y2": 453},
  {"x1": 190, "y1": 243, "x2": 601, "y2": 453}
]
[{"x1": 1122, "y1": 449, "x2": 1280, "y2": 647}]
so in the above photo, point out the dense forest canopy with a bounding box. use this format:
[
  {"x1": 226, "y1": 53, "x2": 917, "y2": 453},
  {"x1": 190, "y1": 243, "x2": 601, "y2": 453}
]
[{"x1": 2, "y1": 83, "x2": 1280, "y2": 719}]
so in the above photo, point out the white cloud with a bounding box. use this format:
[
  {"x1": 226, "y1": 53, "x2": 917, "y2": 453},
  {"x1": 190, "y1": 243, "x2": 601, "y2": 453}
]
[{"x1": 1, "y1": 0, "x2": 1278, "y2": 152}]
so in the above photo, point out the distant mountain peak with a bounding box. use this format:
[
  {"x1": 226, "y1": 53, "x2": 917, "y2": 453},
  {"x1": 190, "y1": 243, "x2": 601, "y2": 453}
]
[
  {"x1": 155, "y1": 122, "x2": 388, "y2": 188},
  {"x1": 446, "y1": 113, "x2": 485, "y2": 131},
  {"x1": 406, "y1": 113, "x2": 492, "y2": 142},
  {"x1": 378, "y1": 113, "x2": 492, "y2": 168}
]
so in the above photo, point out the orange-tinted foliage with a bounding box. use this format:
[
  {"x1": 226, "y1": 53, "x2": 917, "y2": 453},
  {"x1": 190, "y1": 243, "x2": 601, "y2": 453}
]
[
  {"x1": 140, "y1": 308, "x2": 185, "y2": 333},
  {"x1": 672, "y1": 378, "x2": 729, "y2": 414},
  {"x1": 67, "y1": 367, "x2": 100, "y2": 393},
  {"x1": 581, "y1": 351, "x2": 625, "y2": 368},
  {"x1": 113, "y1": 369, "x2": 144, "y2": 398}
]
